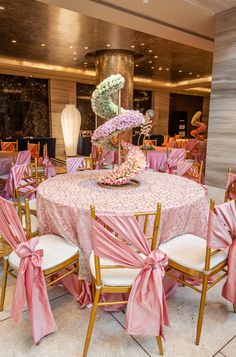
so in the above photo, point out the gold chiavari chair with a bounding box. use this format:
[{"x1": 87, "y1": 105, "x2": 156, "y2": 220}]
[
  {"x1": 80, "y1": 155, "x2": 93, "y2": 170},
  {"x1": 43, "y1": 143, "x2": 48, "y2": 158},
  {"x1": 224, "y1": 168, "x2": 236, "y2": 202},
  {"x1": 181, "y1": 161, "x2": 203, "y2": 184},
  {"x1": 83, "y1": 204, "x2": 163, "y2": 357},
  {"x1": 0, "y1": 140, "x2": 18, "y2": 152},
  {"x1": 27, "y1": 141, "x2": 40, "y2": 159},
  {"x1": 18, "y1": 198, "x2": 39, "y2": 240},
  {"x1": 158, "y1": 199, "x2": 229, "y2": 345},
  {"x1": 50, "y1": 157, "x2": 67, "y2": 174},
  {"x1": 0, "y1": 203, "x2": 80, "y2": 313},
  {"x1": 143, "y1": 139, "x2": 157, "y2": 146}
]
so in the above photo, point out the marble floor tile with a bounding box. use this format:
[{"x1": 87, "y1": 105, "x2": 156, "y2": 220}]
[
  {"x1": 0, "y1": 293, "x2": 149, "y2": 357},
  {"x1": 112, "y1": 280, "x2": 236, "y2": 357},
  {"x1": 220, "y1": 336, "x2": 236, "y2": 357}
]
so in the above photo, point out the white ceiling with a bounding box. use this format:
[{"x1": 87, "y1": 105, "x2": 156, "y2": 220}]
[{"x1": 185, "y1": 0, "x2": 236, "y2": 14}]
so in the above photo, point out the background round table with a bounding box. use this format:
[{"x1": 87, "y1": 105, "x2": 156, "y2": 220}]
[{"x1": 37, "y1": 170, "x2": 208, "y2": 280}]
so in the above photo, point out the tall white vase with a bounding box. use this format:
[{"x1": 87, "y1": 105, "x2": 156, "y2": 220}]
[{"x1": 61, "y1": 104, "x2": 81, "y2": 157}]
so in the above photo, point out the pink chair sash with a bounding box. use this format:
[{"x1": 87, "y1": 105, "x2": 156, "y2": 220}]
[
  {"x1": 164, "y1": 149, "x2": 186, "y2": 174},
  {"x1": 66, "y1": 157, "x2": 85, "y2": 173},
  {"x1": 185, "y1": 139, "x2": 198, "y2": 152},
  {"x1": 1, "y1": 142, "x2": 15, "y2": 151},
  {"x1": 28, "y1": 143, "x2": 39, "y2": 159},
  {"x1": 96, "y1": 150, "x2": 114, "y2": 169},
  {"x1": 92, "y1": 214, "x2": 169, "y2": 337},
  {"x1": 3, "y1": 164, "x2": 28, "y2": 199},
  {"x1": 43, "y1": 156, "x2": 56, "y2": 178},
  {"x1": 16, "y1": 151, "x2": 31, "y2": 165},
  {"x1": 207, "y1": 200, "x2": 236, "y2": 304},
  {"x1": 0, "y1": 197, "x2": 57, "y2": 343},
  {"x1": 225, "y1": 172, "x2": 236, "y2": 200},
  {"x1": 177, "y1": 161, "x2": 193, "y2": 177}
]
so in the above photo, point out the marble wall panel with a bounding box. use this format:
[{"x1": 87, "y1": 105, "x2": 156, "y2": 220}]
[{"x1": 206, "y1": 7, "x2": 236, "y2": 188}]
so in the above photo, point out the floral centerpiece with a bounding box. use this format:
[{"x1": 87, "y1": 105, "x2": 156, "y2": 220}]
[
  {"x1": 91, "y1": 74, "x2": 125, "y2": 119},
  {"x1": 98, "y1": 143, "x2": 146, "y2": 186},
  {"x1": 91, "y1": 110, "x2": 145, "y2": 150}
]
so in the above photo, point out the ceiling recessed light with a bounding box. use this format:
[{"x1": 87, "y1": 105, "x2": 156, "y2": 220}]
[
  {"x1": 135, "y1": 64, "x2": 139, "y2": 67},
  {"x1": 74, "y1": 57, "x2": 77, "y2": 60},
  {"x1": 189, "y1": 72, "x2": 192, "y2": 75},
  {"x1": 148, "y1": 60, "x2": 152, "y2": 63},
  {"x1": 130, "y1": 45, "x2": 135, "y2": 48},
  {"x1": 29, "y1": 75, "x2": 33, "y2": 77},
  {"x1": 84, "y1": 46, "x2": 88, "y2": 50},
  {"x1": 69, "y1": 46, "x2": 73, "y2": 49},
  {"x1": 151, "y1": 66, "x2": 155, "y2": 69},
  {"x1": 178, "y1": 69, "x2": 182, "y2": 73},
  {"x1": 142, "y1": 0, "x2": 150, "y2": 3},
  {"x1": 73, "y1": 51, "x2": 77, "y2": 55},
  {"x1": 148, "y1": 49, "x2": 152, "y2": 53},
  {"x1": 166, "y1": 68, "x2": 170, "y2": 71},
  {"x1": 11, "y1": 40, "x2": 16, "y2": 43},
  {"x1": 158, "y1": 66, "x2": 163, "y2": 71},
  {"x1": 41, "y1": 43, "x2": 46, "y2": 47},
  {"x1": 106, "y1": 44, "x2": 111, "y2": 47},
  {"x1": 154, "y1": 55, "x2": 158, "y2": 58},
  {"x1": 197, "y1": 74, "x2": 200, "y2": 77},
  {"x1": 140, "y1": 43, "x2": 145, "y2": 46},
  {"x1": 84, "y1": 62, "x2": 87, "y2": 65},
  {"x1": 0, "y1": 6, "x2": 5, "y2": 10}
]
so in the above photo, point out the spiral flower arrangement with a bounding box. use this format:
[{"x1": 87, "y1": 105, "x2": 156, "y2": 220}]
[
  {"x1": 91, "y1": 74, "x2": 125, "y2": 118},
  {"x1": 91, "y1": 110, "x2": 145, "y2": 150},
  {"x1": 98, "y1": 143, "x2": 146, "y2": 186}
]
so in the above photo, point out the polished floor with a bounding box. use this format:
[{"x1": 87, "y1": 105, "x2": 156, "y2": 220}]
[{"x1": 0, "y1": 186, "x2": 235, "y2": 357}]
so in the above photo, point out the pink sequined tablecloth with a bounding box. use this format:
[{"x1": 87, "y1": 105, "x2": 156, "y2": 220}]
[
  {"x1": 146, "y1": 149, "x2": 167, "y2": 171},
  {"x1": 37, "y1": 170, "x2": 208, "y2": 281}
]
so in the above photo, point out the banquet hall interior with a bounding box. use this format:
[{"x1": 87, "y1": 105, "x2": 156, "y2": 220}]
[{"x1": 0, "y1": 0, "x2": 236, "y2": 356}]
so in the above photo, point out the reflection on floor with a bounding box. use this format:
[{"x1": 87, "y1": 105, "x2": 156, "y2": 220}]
[{"x1": 1, "y1": 186, "x2": 234, "y2": 357}]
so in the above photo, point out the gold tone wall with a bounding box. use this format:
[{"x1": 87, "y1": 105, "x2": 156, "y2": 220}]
[
  {"x1": 49, "y1": 79, "x2": 76, "y2": 158},
  {"x1": 152, "y1": 91, "x2": 170, "y2": 135}
]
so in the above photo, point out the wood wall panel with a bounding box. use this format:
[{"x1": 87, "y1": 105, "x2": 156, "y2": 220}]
[
  {"x1": 50, "y1": 79, "x2": 76, "y2": 158},
  {"x1": 152, "y1": 91, "x2": 170, "y2": 135},
  {"x1": 205, "y1": 7, "x2": 236, "y2": 188}
]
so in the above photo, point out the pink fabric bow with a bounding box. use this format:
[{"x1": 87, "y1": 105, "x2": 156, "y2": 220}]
[
  {"x1": 43, "y1": 156, "x2": 56, "y2": 178},
  {"x1": 207, "y1": 200, "x2": 236, "y2": 304},
  {"x1": 0, "y1": 197, "x2": 57, "y2": 344},
  {"x1": 225, "y1": 172, "x2": 236, "y2": 200},
  {"x1": 164, "y1": 149, "x2": 186, "y2": 174},
  {"x1": 177, "y1": 161, "x2": 193, "y2": 177},
  {"x1": 92, "y1": 214, "x2": 169, "y2": 338}
]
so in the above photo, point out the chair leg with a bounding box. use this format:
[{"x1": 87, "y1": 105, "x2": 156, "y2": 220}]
[
  {"x1": 0, "y1": 259, "x2": 9, "y2": 312},
  {"x1": 233, "y1": 304, "x2": 236, "y2": 313},
  {"x1": 195, "y1": 274, "x2": 208, "y2": 345},
  {"x1": 91, "y1": 282, "x2": 95, "y2": 302},
  {"x1": 156, "y1": 336, "x2": 164, "y2": 355},
  {"x1": 82, "y1": 288, "x2": 101, "y2": 357}
]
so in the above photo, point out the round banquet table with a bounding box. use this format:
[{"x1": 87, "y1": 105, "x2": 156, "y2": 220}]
[{"x1": 37, "y1": 170, "x2": 208, "y2": 281}]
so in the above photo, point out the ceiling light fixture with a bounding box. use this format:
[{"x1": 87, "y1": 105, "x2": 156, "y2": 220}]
[
  {"x1": 41, "y1": 43, "x2": 46, "y2": 47},
  {"x1": 74, "y1": 57, "x2": 77, "y2": 60},
  {"x1": 84, "y1": 46, "x2": 88, "y2": 50},
  {"x1": 178, "y1": 69, "x2": 182, "y2": 73},
  {"x1": 189, "y1": 72, "x2": 192, "y2": 75},
  {"x1": 0, "y1": 6, "x2": 5, "y2": 10},
  {"x1": 130, "y1": 45, "x2": 135, "y2": 48},
  {"x1": 148, "y1": 60, "x2": 152, "y2": 63},
  {"x1": 70, "y1": 46, "x2": 73, "y2": 49},
  {"x1": 11, "y1": 40, "x2": 16, "y2": 43},
  {"x1": 197, "y1": 74, "x2": 200, "y2": 77},
  {"x1": 106, "y1": 44, "x2": 111, "y2": 47},
  {"x1": 135, "y1": 64, "x2": 139, "y2": 67},
  {"x1": 166, "y1": 68, "x2": 170, "y2": 71},
  {"x1": 140, "y1": 43, "x2": 145, "y2": 46},
  {"x1": 142, "y1": 0, "x2": 149, "y2": 3},
  {"x1": 154, "y1": 55, "x2": 158, "y2": 58},
  {"x1": 151, "y1": 66, "x2": 155, "y2": 69},
  {"x1": 84, "y1": 62, "x2": 87, "y2": 65},
  {"x1": 158, "y1": 66, "x2": 163, "y2": 71},
  {"x1": 148, "y1": 49, "x2": 152, "y2": 53},
  {"x1": 73, "y1": 52, "x2": 77, "y2": 55}
]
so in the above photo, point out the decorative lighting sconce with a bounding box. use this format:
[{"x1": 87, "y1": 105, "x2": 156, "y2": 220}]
[{"x1": 61, "y1": 104, "x2": 81, "y2": 157}]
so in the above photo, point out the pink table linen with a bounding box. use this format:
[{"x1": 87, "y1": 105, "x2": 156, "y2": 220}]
[
  {"x1": 37, "y1": 170, "x2": 208, "y2": 284},
  {"x1": 146, "y1": 149, "x2": 167, "y2": 171}
]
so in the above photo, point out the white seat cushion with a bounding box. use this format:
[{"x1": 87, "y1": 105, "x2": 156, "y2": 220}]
[
  {"x1": 22, "y1": 214, "x2": 38, "y2": 233},
  {"x1": 29, "y1": 198, "x2": 37, "y2": 211},
  {"x1": 8, "y1": 234, "x2": 78, "y2": 271},
  {"x1": 159, "y1": 234, "x2": 228, "y2": 272},
  {"x1": 0, "y1": 173, "x2": 9, "y2": 180},
  {"x1": 89, "y1": 250, "x2": 142, "y2": 286}
]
